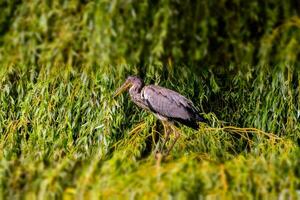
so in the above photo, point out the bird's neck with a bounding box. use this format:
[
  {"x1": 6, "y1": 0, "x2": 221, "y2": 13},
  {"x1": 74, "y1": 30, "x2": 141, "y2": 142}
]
[
  {"x1": 129, "y1": 84, "x2": 149, "y2": 110},
  {"x1": 129, "y1": 83, "x2": 143, "y2": 97}
]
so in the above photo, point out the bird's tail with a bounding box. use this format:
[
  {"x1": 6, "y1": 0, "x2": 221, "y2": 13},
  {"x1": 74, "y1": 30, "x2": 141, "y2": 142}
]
[
  {"x1": 183, "y1": 114, "x2": 207, "y2": 130},
  {"x1": 173, "y1": 114, "x2": 207, "y2": 130},
  {"x1": 195, "y1": 113, "x2": 208, "y2": 124}
]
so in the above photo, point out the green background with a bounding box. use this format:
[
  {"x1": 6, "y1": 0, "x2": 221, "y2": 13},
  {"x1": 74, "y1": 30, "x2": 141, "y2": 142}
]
[{"x1": 0, "y1": 0, "x2": 299, "y2": 199}]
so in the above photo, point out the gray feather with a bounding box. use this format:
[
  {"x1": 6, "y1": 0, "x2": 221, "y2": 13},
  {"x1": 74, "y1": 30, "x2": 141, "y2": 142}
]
[{"x1": 142, "y1": 85, "x2": 198, "y2": 121}]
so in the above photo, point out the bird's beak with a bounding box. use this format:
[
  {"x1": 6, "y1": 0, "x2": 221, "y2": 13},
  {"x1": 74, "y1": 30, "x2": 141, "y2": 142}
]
[{"x1": 114, "y1": 81, "x2": 131, "y2": 97}]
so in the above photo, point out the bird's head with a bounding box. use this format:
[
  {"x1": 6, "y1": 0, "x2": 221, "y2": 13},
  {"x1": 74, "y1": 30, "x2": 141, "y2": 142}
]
[{"x1": 114, "y1": 76, "x2": 143, "y2": 97}]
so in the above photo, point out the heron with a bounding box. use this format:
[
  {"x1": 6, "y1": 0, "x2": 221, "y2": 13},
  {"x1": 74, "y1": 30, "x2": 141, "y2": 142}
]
[{"x1": 114, "y1": 76, "x2": 206, "y2": 156}]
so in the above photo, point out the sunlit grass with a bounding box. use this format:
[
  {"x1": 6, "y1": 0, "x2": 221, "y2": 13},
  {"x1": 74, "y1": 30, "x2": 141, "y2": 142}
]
[{"x1": 0, "y1": 65, "x2": 299, "y2": 199}]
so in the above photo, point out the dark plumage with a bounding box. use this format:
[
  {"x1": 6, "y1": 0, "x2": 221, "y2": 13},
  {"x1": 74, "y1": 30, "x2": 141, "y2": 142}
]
[
  {"x1": 141, "y1": 85, "x2": 205, "y2": 129},
  {"x1": 114, "y1": 76, "x2": 206, "y2": 155}
]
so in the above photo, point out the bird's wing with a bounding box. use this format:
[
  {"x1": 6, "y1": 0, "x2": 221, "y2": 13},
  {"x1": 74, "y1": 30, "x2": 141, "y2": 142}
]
[{"x1": 141, "y1": 85, "x2": 198, "y2": 120}]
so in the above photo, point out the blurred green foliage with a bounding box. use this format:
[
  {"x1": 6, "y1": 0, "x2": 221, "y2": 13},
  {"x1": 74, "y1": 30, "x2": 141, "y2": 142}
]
[{"x1": 1, "y1": 0, "x2": 300, "y2": 67}]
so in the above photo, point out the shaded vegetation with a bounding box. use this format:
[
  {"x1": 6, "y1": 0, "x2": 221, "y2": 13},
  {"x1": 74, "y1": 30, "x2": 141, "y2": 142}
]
[{"x1": 1, "y1": 0, "x2": 300, "y2": 67}]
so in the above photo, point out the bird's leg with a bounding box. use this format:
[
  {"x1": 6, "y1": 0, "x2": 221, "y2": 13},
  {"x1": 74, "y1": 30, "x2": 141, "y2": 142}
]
[
  {"x1": 154, "y1": 121, "x2": 171, "y2": 159},
  {"x1": 160, "y1": 121, "x2": 171, "y2": 152},
  {"x1": 165, "y1": 124, "x2": 181, "y2": 156},
  {"x1": 154, "y1": 121, "x2": 169, "y2": 155}
]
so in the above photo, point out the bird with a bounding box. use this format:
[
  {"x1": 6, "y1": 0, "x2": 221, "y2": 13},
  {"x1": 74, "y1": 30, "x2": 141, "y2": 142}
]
[{"x1": 114, "y1": 76, "x2": 206, "y2": 156}]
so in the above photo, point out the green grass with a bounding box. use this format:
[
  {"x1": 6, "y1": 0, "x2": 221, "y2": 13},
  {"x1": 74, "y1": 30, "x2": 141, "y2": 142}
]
[
  {"x1": 1, "y1": 1, "x2": 300, "y2": 199},
  {"x1": 0, "y1": 65, "x2": 299, "y2": 199}
]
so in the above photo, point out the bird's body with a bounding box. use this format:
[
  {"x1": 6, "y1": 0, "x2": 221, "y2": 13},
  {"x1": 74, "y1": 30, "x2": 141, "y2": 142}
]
[
  {"x1": 122, "y1": 76, "x2": 205, "y2": 129},
  {"x1": 114, "y1": 76, "x2": 206, "y2": 156},
  {"x1": 140, "y1": 85, "x2": 205, "y2": 129}
]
